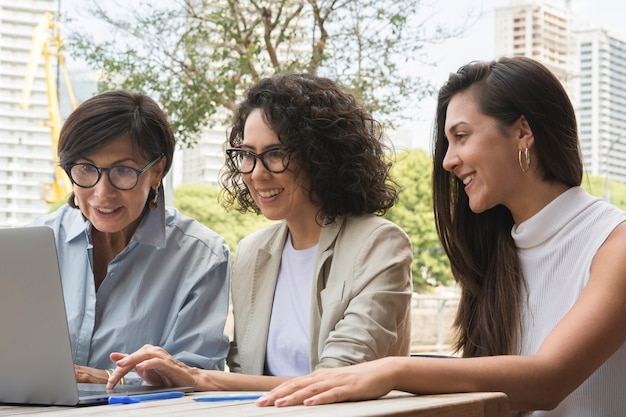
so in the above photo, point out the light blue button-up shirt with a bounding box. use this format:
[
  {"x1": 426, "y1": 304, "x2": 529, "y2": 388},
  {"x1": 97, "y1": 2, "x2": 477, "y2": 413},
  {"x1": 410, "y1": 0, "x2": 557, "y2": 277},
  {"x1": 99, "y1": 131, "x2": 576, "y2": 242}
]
[{"x1": 29, "y1": 197, "x2": 230, "y2": 371}]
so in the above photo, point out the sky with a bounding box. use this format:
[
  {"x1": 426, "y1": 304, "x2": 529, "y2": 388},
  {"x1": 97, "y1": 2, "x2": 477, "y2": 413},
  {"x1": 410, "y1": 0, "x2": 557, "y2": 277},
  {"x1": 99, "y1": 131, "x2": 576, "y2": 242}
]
[
  {"x1": 401, "y1": 0, "x2": 626, "y2": 150},
  {"x1": 418, "y1": 0, "x2": 625, "y2": 83}
]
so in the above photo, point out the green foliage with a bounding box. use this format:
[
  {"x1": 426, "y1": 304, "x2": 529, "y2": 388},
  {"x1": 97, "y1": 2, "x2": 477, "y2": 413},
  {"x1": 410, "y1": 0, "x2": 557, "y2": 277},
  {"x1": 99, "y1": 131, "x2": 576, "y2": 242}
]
[
  {"x1": 66, "y1": 0, "x2": 468, "y2": 147},
  {"x1": 582, "y1": 173, "x2": 626, "y2": 210},
  {"x1": 173, "y1": 183, "x2": 275, "y2": 254},
  {"x1": 48, "y1": 196, "x2": 68, "y2": 213},
  {"x1": 383, "y1": 149, "x2": 451, "y2": 292}
]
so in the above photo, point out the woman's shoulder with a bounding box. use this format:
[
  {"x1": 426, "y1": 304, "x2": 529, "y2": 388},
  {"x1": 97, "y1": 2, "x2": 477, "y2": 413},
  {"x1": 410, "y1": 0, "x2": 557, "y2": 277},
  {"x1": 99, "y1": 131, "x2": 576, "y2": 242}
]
[
  {"x1": 164, "y1": 207, "x2": 229, "y2": 249},
  {"x1": 238, "y1": 221, "x2": 285, "y2": 248},
  {"x1": 576, "y1": 190, "x2": 626, "y2": 236},
  {"x1": 28, "y1": 204, "x2": 83, "y2": 230},
  {"x1": 323, "y1": 215, "x2": 411, "y2": 253},
  {"x1": 341, "y1": 214, "x2": 408, "y2": 237}
]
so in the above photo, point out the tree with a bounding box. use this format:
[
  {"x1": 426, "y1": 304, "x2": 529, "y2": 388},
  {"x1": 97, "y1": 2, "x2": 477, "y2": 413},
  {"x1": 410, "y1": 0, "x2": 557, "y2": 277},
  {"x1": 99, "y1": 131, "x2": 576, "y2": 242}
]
[
  {"x1": 66, "y1": 0, "x2": 470, "y2": 147},
  {"x1": 384, "y1": 148, "x2": 452, "y2": 291},
  {"x1": 582, "y1": 173, "x2": 626, "y2": 209},
  {"x1": 173, "y1": 183, "x2": 275, "y2": 253}
]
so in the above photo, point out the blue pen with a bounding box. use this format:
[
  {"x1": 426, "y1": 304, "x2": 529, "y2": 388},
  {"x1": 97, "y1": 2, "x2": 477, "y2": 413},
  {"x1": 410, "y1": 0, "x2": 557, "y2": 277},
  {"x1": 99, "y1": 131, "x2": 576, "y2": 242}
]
[
  {"x1": 193, "y1": 392, "x2": 264, "y2": 402},
  {"x1": 108, "y1": 391, "x2": 186, "y2": 404}
]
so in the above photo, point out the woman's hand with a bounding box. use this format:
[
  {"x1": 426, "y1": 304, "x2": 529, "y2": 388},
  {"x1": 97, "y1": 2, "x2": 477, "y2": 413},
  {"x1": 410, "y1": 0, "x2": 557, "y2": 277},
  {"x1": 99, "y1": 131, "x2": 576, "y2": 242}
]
[
  {"x1": 256, "y1": 358, "x2": 397, "y2": 407},
  {"x1": 106, "y1": 344, "x2": 196, "y2": 389},
  {"x1": 74, "y1": 364, "x2": 109, "y2": 384}
]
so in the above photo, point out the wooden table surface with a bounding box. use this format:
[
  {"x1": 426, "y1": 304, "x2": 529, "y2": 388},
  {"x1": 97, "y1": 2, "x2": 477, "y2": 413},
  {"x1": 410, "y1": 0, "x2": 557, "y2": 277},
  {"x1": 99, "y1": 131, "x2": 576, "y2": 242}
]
[{"x1": 0, "y1": 391, "x2": 508, "y2": 417}]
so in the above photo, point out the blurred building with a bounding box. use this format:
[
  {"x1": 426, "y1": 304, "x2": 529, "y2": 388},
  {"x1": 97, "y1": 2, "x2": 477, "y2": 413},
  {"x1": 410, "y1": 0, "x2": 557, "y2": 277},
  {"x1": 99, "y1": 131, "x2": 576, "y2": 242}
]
[
  {"x1": 495, "y1": 0, "x2": 573, "y2": 87},
  {"x1": 181, "y1": 128, "x2": 227, "y2": 186},
  {"x1": 573, "y1": 27, "x2": 626, "y2": 192},
  {"x1": 0, "y1": 0, "x2": 58, "y2": 227},
  {"x1": 495, "y1": 0, "x2": 626, "y2": 188}
]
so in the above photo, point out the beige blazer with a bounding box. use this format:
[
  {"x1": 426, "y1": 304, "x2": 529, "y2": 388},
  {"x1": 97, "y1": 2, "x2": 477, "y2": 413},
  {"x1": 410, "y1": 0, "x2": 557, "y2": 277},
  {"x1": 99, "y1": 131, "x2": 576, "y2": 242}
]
[{"x1": 227, "y1": 214, "x2": 413, "y2": 375}]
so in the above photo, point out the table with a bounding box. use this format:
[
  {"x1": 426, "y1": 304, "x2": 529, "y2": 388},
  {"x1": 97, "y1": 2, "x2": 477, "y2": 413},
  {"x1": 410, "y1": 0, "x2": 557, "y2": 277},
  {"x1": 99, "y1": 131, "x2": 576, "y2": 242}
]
[{"x1": 0, "y1": 391, "x2": 508, "y2": 416}]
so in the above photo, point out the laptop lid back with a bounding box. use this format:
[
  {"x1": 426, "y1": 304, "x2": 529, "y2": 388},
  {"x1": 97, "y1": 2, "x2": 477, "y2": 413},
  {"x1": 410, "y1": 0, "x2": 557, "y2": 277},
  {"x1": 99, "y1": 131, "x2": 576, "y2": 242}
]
[{"x1": 0, "y1": 226, "x2": 80, "y2": 405}]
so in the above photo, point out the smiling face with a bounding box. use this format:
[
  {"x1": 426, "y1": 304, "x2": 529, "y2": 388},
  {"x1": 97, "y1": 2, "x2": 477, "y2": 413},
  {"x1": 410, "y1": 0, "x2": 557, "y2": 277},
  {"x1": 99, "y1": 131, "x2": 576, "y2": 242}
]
[
  {"x1": 442, "y1": 91, "x2": 525, "y2": 214},
  {"x1": 72, "y1": 135, "x2": 165, "y2": 235},
  {"x1": 241, "y1": 108, "x2": 318, "y2": 226}
]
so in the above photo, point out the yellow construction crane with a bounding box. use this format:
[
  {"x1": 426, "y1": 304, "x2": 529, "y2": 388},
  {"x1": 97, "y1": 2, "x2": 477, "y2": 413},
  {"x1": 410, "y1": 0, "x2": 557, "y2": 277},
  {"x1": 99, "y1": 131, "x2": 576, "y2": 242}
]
[{"x1": 20, "y1": 11, "x2": 77, "y2": 203}]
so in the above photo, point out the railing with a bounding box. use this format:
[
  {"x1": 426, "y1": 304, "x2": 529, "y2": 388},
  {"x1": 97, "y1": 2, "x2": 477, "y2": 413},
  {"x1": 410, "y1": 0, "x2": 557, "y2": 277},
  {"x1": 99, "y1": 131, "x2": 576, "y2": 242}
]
[{"x1": 411, "y1": 292, "x2": 460, "y2": 355}]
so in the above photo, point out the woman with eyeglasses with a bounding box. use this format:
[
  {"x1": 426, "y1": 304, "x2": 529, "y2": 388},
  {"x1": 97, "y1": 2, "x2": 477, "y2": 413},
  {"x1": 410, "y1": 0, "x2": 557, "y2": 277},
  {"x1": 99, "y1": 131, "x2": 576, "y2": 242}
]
[
  {"x1": 105, "y1": 73, "x2": 413, "y2": 392},
  {"x1": 29, "y1": 90, "x2": 231, "y2": 385}
]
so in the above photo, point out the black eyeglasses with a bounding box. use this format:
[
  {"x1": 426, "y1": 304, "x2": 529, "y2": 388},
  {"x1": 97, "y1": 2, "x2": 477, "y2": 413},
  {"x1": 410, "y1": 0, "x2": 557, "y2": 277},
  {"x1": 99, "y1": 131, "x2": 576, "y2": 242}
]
[
  {"x1": 64, "y1": 155, "x2": 163, "y2": 191},
  {"x1": 226, "y1": 147, "x2": 290, "y2": 174}
]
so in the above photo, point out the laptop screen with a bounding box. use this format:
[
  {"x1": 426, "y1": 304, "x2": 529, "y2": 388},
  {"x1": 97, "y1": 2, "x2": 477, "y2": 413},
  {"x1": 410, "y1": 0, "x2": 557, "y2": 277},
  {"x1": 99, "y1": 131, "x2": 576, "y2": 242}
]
[{"x1": 0, "y1": 226, "x2": 193, "y2": 406}]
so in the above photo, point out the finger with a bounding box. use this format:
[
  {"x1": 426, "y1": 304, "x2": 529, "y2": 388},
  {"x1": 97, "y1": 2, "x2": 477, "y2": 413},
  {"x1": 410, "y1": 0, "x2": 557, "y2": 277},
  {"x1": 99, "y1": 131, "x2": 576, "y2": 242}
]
[
  {"x1": 109, "y1": 352, "x2": 128, "y2": 362},
  {"x1": 277, "y1": 380, "x2": 365, "y2": 407},
  {"x1": 273, "y1": 380, "x2": 335, "y2": 407},
  {"x1": 113, "y1": 344, "x2": 165, "y2": 368},
  {"x1": 133, "y1": 357, "x2": 190, "y2": 387},
  {"x1": 106, "y1": 365, "x2": 133, "y2": 389},
  {"x1": 257, "y1": 378, "x2": 314, "y2": 406}
]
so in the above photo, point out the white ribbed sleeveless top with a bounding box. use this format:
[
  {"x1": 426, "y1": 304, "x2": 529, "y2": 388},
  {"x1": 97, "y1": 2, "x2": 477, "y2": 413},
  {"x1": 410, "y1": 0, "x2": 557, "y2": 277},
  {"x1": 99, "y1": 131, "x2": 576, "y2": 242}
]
[{"x1": 511, "y1": 186, "x2": 626, "y2": 417}]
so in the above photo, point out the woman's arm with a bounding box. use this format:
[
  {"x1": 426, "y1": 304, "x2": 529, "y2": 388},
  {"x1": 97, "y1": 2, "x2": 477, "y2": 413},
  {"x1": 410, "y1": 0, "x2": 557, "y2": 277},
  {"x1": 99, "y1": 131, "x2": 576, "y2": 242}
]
[
  {"x1": 258, "y1": 222, "x2": 626, "y2": 410},
  {"x1": 106, "y1": 345, "x2": 292, "y2": 391},
  {"x1": 316, "y1": 220, "x2": 413, "y2": 367},
  {"x1": 74, "y1": 365, "x2": 109, "y2": 384}
]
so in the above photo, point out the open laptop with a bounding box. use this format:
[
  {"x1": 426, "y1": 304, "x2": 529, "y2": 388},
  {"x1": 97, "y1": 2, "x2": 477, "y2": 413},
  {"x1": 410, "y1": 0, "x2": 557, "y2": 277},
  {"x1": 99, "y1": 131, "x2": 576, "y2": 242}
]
[{"x1": 0, "y1": 226, "x2": 193, "y2": 405}]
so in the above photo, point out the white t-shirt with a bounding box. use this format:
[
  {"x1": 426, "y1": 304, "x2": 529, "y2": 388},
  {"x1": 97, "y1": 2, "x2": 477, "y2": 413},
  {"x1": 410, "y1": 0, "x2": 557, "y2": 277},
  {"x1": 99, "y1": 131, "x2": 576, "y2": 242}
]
[{"x1": 265, "y1": 234, "x2": 317, "y2": 376}]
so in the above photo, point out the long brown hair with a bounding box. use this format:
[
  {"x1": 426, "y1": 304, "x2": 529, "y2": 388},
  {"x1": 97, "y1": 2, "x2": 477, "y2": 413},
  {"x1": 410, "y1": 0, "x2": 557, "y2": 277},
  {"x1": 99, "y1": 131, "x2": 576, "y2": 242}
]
[{"x1": 432, "y1": 57, "x2": 582, "y2": 357}]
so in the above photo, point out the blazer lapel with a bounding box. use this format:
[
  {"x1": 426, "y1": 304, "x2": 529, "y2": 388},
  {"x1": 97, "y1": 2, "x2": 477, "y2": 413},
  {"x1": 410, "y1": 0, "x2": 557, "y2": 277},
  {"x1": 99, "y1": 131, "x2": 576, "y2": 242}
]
[
  {"x1": 243, "y1": 223, "x2": 289, "y2": 374},
  {"x1": 308, "y1": 217, "x2": 344, "y2": 364}
]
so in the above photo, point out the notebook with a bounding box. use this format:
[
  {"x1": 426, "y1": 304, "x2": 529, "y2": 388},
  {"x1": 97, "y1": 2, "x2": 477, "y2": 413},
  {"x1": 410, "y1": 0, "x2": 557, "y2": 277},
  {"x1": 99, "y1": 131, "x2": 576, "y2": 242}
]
[{"x1": 0, "y1": 226, "x2": 193, "y2": 405}]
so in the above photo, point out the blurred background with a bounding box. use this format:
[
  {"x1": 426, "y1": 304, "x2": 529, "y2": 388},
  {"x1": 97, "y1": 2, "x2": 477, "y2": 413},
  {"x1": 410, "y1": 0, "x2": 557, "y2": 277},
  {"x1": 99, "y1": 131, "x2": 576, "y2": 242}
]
[{"x1": 2, "y1": 0, "x2": 625, "y2": 352}]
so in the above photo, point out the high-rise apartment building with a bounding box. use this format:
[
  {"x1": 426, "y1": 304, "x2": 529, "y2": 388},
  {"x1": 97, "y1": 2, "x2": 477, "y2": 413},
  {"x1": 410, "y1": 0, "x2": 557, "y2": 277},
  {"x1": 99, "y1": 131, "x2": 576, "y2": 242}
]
[
  {"x1": 0, "y1": 0, "x2": 59, "y2": 227},
  {"x1": 181, "y1": 129, "x2": 227, "y2": 186},
  {"x1": 495, "y1": 0, "x2": 626, "y2": 188},
  {"x1": 494, "y1": 0, "x2": 573, "y2": 87},
  {"x1": 574, "y1": 27, "x2": 626, "y2": 189}
]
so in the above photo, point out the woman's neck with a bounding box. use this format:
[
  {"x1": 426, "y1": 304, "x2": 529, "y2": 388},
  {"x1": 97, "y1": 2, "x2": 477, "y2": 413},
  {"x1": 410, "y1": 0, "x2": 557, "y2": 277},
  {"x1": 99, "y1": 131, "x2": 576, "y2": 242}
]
[{"x1": 286, "y1": 217, "x2": 323, "y2": 250}]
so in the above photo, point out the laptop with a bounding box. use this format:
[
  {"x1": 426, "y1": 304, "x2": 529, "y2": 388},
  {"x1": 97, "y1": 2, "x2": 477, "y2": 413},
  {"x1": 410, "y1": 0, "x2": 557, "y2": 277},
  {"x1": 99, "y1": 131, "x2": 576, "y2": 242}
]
[{"x1": 0, "y1": 226, "x2": 193, "y2": 405}]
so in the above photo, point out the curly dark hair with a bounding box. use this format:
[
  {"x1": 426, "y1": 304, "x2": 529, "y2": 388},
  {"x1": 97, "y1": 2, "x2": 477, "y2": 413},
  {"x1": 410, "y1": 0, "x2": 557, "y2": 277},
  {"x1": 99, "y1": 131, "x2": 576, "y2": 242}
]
[{"x1": 220, "y1": 73, "x2": 399, "y2": 223}]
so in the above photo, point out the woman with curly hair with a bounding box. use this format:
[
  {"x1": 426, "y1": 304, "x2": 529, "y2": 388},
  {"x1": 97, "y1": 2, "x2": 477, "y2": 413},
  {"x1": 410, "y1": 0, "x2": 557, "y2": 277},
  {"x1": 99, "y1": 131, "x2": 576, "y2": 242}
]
[{"x1": 106, "y1": 73, "x2": 413, "y2": 392}]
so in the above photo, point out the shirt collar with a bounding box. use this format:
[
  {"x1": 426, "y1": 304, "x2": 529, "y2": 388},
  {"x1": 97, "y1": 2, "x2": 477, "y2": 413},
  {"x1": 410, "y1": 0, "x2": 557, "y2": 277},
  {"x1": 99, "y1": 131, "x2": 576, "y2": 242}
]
[
  {"x1": 131, "y1": 190, "x2": 167, "y2": 248},
  {"x1": 64, "y1": 209, "x2": 89, "y2": 243}
]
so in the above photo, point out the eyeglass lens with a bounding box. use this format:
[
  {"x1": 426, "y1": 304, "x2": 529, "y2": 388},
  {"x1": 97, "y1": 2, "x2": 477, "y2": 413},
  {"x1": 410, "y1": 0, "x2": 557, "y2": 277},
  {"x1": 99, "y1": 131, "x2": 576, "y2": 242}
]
[
  {"x1": 69, "y1": 165, "x2": 139, "y2": 189},
  {"x1": 230, "y1": 148, "x2": 288, "y2": 173},
  {"x1": 68, "y1": 156, "x2": 162, "y2": 190}
]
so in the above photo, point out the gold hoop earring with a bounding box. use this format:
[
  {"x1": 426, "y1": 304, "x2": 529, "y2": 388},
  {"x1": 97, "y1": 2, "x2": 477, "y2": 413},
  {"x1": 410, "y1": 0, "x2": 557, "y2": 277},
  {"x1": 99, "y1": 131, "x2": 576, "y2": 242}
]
[
  {"x1": 149, "y1": 186, "x2": 159, "y2": 211},
  {"x1": 518, "y1": 147, "x2": 531, "y2": 173}
]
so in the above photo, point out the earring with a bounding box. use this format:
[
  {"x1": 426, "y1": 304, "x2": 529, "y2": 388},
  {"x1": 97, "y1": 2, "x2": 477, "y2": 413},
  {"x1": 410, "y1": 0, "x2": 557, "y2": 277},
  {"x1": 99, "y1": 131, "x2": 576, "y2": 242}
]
[
  {"x1": 72, "y1": 194, "x2": 79, "y2": 208},
  {"x1": 149, "y1": 186, "x2": 159, "y2": 211},
  {"x1": 518, "y1": 147, "x2": 531, "y2": 173}
]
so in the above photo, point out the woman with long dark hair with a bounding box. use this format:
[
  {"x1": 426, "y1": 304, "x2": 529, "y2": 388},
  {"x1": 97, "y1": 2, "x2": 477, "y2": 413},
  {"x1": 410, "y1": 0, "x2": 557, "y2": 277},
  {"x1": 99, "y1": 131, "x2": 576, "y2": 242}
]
[{"x1": 256, "y1": 57, "x2": 626, "y2": 417}]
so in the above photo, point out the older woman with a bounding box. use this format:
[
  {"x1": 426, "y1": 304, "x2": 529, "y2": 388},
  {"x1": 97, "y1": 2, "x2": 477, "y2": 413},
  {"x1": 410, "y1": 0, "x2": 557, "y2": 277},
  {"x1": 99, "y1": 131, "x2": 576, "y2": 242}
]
[{"x1": 30, "y1": 90, "x2": 230, "y2": 384}]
